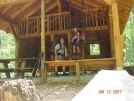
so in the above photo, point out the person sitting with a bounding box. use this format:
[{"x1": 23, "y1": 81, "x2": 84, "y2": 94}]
[
  {"x1": 54, "y1": 38, "x2": 68, "y2": 76},
  {"x1": 71, "y1": 27, "x2": 80, "y2": 58}
]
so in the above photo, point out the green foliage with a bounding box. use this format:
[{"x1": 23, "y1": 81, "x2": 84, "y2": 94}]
[
  {"x1": 123, "y1": 11, "x2": 134, "y2": 66},
  {"x1": 0, "y1": 30, "x2": 15, "y2": 68},
  {"x1": 89, "y1": 44, "x2": 100, "y2": 55}
]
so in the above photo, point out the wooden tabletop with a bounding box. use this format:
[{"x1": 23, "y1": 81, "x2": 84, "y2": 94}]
[
  {"x1": 44, "y1": 58, "x2": 116, "y2": 66},
  {"x1": 72, "y1": 70, "x2": 134, "y2": 101},
  {"x1": 0, "y1": 58, "x2": 37, "y2": 63}
]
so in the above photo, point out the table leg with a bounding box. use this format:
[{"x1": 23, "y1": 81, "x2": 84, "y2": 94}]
[
  {"x1": 3, "y1": 63, "x2": 10, "y2": 78},
  {"x1": 82, "y1": 66, "x2": 84, "y2": 76},
  {"x1": 69, "y1": 66, "x2": 72, "y2": 76},
  {"x1": 44, "y1": 64, "x2": 48, "y2": 82},
  {"x1": 76, "y1": 62, "x2": 80, "y2": 81},
  {"x1": 19, "y1": 60, "x2": 26, "y2": 78}
]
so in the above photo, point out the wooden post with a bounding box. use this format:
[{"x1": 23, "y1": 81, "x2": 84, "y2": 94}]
[
  {"x1": 111, "y1": 0, "x2": 122, "y2": 69},
  {"x1": 51, "y1": 35, "x2": 54, "y2": 60},
  {"x1": 69, "y1": 0, "x2": 71, "y2": 29},
  {"x1": 68, "y1": 32, "x2": 71, "y2": 59},
  {"x1": 82, "y1": 0, "x2": 84, "y2": 28},
  {"x1": 86, "y1": 12, "x2": 88, "y2": 27},
  {"x1": 82, "y1": 42, "x2": 84, "y2": 59},
  {"x1": 3, "y1": 62, "x2": 10, "y2": 78},
  {"x1": 41, "y1": 0, "x2": 45, "y2": 82},
  {"x1": 19, "y1": 60, "x2": 26, "y2": 78},
  {"x1": 109, "y1": 8, "x2": 115, "y2": 58},
  {"x1": 44, "y1": 64, "x2": 48, "y2": 82},
  {"x1": 95, "y1": 10, "x2": 98, "y2": 28},
  {"x1": 15, "y1": 40, "x2": 19, "y2": 69},
  {"x1": 26, "y1": 18, "x2": 28, "y2": 34},
  {"x1": 76, "y1": 61, "x2": 80, "y2": 81}
]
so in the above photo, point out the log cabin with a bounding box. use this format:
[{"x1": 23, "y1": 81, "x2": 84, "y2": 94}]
[{"x1": 0, "y1": 0, "x2": 134, "y2": 79}]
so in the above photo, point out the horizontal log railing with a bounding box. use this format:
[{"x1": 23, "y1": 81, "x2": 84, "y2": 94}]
[{"x1": 18, "y1": 8, "x2": 109, "y2": 36}]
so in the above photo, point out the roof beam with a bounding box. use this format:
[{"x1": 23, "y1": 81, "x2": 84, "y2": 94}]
[
  {"x1": 16, "y1": 0, "x2": 53, "y2": 19},
  {"x1": 102, "y1": 0, "x2": 111, "y2": 6},
  {"x1": 1, "y1": 5, "x2": 13, "y2": 14},
  {"x1": 23, "y1": 1, "x2": 41, "y2": 18},
  {"x1": 0, "y1": 0, "x2": 37, "y2": 7},
  {"x1": 45, "y1": 1, "x2": 58, "y2": 13},
  {"x1": 10, "y1": 23, "x2": 18, "y2": 41},
  {"x1": 57, "y1": 0, "x2": 62, "y2": 12},
  {"x1": 82, "y1": 0, "x2": 102, "y2": 7},
  {"x1": 0, "y1": 13, "x2": 17, "y2": 26},
  {"x1": 10, "y1": 0, "x2": 37, "y2": 20},
  {"x1": 66, "y1": 0, "x2": 91, "y2": 9}
]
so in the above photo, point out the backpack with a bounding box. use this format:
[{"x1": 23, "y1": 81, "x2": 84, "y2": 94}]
[
  {"x1": 50, "y1": 38, "x2": 65, "y2": 55},
  {"x1": 78, "y1": 28, "x2": 85, "y2": 42}
]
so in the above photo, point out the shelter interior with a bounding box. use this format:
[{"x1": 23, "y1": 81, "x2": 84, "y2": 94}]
[{"x1": 0, "y1": 0, "x2": 134, "y2": 70}]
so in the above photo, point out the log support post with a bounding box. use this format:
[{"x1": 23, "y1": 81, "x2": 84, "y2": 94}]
[
  {"x1": 111, "y1": 0, "x2": 123, "y2": 69},
  {"x1": 41, "y1": 0, "x2": 45, "y2": 82},
  {"x1": 51, "y1": 34, "x2": 54, "y2": 61},
  {"x1": 68, "y1": 32, "x2": 71, "y2": 60}
]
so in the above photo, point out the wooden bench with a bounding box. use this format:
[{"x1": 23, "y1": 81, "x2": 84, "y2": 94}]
[
  {"x1": 72, "y1": 70, "x2": 134, "y2": 101},
  {"x1": 44, "y1": 58, "x2": 116, "y2": 81},
  {"x1": 0, "y1": 58, "x2": 36, "y2": 78}
]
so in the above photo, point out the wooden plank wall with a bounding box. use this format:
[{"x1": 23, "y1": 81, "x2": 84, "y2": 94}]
[
  {"x1": 18, "y1": 40, "x2": 39, "y2": 67},
  {"x1": 18, "y1": 41, "x2": 39, "y2": 58},
  {"x1": 84, "y1": 40, "x2": 111, "y2": 59}
]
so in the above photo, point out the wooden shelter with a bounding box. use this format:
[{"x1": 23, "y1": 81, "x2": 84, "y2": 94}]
[{"x1": 0, "y1": 0, "x2": 134, "y2": 73}]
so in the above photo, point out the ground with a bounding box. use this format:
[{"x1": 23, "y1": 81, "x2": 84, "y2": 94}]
[
  {"x1": 35, "y1": 82, "x2": 87, "y2": 101},
  {"x1": 0, "y1": 81, "x2": 87, "y2": 101},
  {"x1": 0, "y1": 72, "x2": 96, "y2": 101}
]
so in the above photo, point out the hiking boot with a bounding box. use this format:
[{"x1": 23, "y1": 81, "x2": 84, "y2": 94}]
[
  {"x1": 76, "y1": 53, "x2": 80, "y2": 58},
  {"x1": 72, "y1": 53, "x2": 76, "y2": 58},
  {"x1": 55, "y1": 72, "x2": 59, "y2": 76},
  {"x1": 63, "y1": 72, "x2": 66, "y2": 76}
]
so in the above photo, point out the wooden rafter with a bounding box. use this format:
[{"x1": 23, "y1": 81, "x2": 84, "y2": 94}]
[
  {"x1": 70, "y1": 4, "x2": 107, "y2": 22},
  {"x1": 102, "y1": 0, "x2": 111, "y2": 6},
  {"x1": 45, "y1": 1, "x2": 58, "y2": 13},
  {"x1": 83, "y1": 0, "x2": 102, "y2": 7},
  {"x1": 0, "y1": 0, "x2": 38, "y2": 7},
  {"x1": 89, "y1": 0, "x2": 108, "y2": 8},
  {"x1": 66, "y1": 0, "x2": 92, "y2": 9},
  {"x1": 1, "y1": 5, "x2": 13, "y2": 14},
  {"x1": 23, "y1": 2, "x2": 41, "y2": 18},
  {"x1": 57, "y1": 0, "x2": 62, "y2": 12},
  {"x1": 10, "y1": 0, "x2": 37, "y2": 20},
  {"x1": 19, "y1": 0, "x2": 56, "y2": 18},
  {"x1": 10, "y1": 23, "x2": 18, "y2": 41},
  {"x1": 0, "y1": 13, "x2": 17, "y2": 26}
]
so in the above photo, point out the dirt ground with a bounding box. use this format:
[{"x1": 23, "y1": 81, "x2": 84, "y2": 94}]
[
  {"x1": 35, "y1": 82, "x2": 88, "y2": 101},
  {"x1": 0, "y1": 81, "x2": 87, "y2": 101}
]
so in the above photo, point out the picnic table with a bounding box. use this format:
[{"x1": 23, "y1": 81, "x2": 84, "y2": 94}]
[
  {"x1": 0, "y1": 58, "x2": 36, "y2": 78},
  {"x1": 72, "y1": 70, "x2": 134, "y2": 101}
]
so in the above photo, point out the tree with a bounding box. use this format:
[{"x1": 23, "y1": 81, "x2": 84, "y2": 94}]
[
  {"x1": 0, "y1": 30, "x2": 15, "y2": 68},
  {"x1": 123, "y1": 6, "x2": 134, "y2": 66}
]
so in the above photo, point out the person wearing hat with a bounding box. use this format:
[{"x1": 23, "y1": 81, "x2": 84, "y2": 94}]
[{"x1": 54, "y1": 38, "x2": 68, "y2": 76}]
